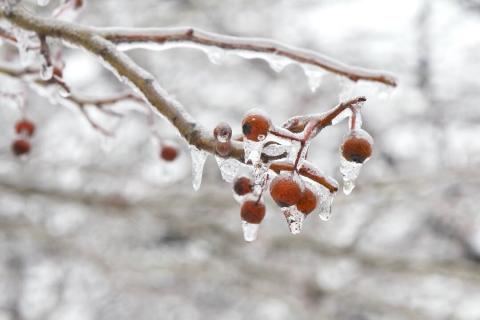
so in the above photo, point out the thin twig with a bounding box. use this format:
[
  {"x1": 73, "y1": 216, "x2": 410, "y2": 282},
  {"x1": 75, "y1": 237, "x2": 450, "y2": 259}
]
[{"x1": 98, "y1": 27, "x2": 397, "y2": 87}]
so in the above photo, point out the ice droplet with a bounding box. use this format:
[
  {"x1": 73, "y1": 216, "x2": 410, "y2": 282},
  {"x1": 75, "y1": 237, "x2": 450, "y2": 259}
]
[
  {"x1": 302, "y1": 65, "x2": 326, "y2": 92},
  {"x1": 339, "y1": 157, "x2": 362, "y2": 195},
  {"x1": 40, "y1": 63, "x2": 54, "y2": 80},
  {"x1": 267, "y1": 55, "x2": 291, "y2": 73},
  {"x1": 206, "y1": 48, "x2": 225, "y2": 65},
  {"x1": 58, "y1": 86, "x2": 71, "y2": 98},
  {"x1": 317, "y1": 186, "x2": 335, "y2": 221},
  {"x1": 376, "y1": 84, "x2": 395, "y2": 101},
  {"x1": 190, "y1": 146, "x2": 209, "y2": 191},
  {"x1": 242, "y1": 220, "x2": 260, "y2": 242},
  {"x1": 215, "y1": 156, "x2": 243, "y2": 183},
  {"x1": 37, "y1": 0, "x2": 49, "y2": 6},
  {"x1": 282, "y1": 206, "x2": 305, "y2": 234}
]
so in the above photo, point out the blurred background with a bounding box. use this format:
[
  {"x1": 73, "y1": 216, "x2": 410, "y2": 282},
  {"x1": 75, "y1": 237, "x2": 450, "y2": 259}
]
[{"x1": 0, "y1": 0, "x2": 479, "y2": 319}]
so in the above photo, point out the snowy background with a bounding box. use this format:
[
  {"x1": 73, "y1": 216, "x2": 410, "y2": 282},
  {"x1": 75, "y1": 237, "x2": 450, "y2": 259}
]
[{"x1": 0, "y1": 0, "x2": 479, "y2": 319}]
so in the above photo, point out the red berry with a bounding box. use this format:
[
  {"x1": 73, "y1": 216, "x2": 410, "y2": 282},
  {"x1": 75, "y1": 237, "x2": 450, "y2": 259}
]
[
  {"x1": 216, "y1": 141, "x2": 232, "y2": 157},
  {"x1": 15, "y1": 119, "x2": 35, "y2": 137},
  {"x1": 296, "y1": 187, "x2": 317, "y2": 215},
  {"x1": 269, "y1": 174, "x2": 302, "y2": 207},
  {"x1": 233, "y1": 176, "x2": 253, "y2": 196},
  {"x1": 341, "y1": 131, "x2": 373, "y2": 163},
  {"x1": 160, "y1": 145, "x2": 178, "y2": 161},
  {"x1": 242, "y1": 111, "x2": 270, "y2": 141},
  {"x1": 11, "y1": 139, "x2": 31, "y2": 156},
  {"x1": 241, "y1": 200, "x2": 266, "y2": 224},
  {"x1": 74, "y1": 0, "x2": 84, "y2": 9},
  {"x1": 213, "y1": 122, "x2": 232, "y2": 142},
  {"x1": 53, "y1": 66, "x2": 63, "y2": 78}
]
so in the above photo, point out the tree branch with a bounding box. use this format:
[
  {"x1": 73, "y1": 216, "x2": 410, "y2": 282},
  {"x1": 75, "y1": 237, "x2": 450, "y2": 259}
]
[
  {"x1": 0, "y1": 7, "x2": 388, "y2": 166},
  {"x1": 98, "y1": 27, "x2": 397, "y2": 87}
]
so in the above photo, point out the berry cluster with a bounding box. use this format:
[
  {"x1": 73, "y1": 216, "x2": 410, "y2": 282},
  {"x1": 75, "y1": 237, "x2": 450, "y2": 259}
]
[
  {"x1": 221, "y1": 96, "x2": 374, "y2": 241},
  {"x1": 11, "y1": 118, "x2": 36, "y2": 157}
]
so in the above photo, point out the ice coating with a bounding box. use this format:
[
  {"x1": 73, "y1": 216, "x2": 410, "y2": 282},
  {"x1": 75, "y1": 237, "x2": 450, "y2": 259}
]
[
  {"x1": 282, "y1": 206, "x2": 305, "y2": 234},
  {"x1": 339, "y1": 128, "x2": 373, "y2": 195},
  {"x1": 189, "y1": 146, "x2": 209, "y2": 191},
  {"x1": 301, "y1": 160, "x2": 339, "y2": 191},
  {"x1": 215, "y1": 156, "x2": 244, "y2": 183},
  {"x1": 331, "y1": 107, "x2": 353, "y2": 126},
  {"x1": 40, "y1": 62, "x2": 54, "y2": 80},
  {"x1": 243, "y1": 139, "x2": 265, "y2": 164},
  {"x1": 242, "y1": 220, "x2": 260, "y2": 242},
  {"x1": 350, "y1": 108, "x2": 363, "y2": 129},
  {"x1": 262, "y1": 142, "x2": 289, "y2": 158},
  {"x1": 99, "y1": 26, "x2": 397, "y2": 87}
]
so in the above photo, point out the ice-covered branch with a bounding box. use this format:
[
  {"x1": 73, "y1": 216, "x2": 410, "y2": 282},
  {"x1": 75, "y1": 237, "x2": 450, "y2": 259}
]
[
  {"x1": 98, "y1": 27, "x2": 397, "y2": 87},
  {"x1": 0, "y1": 6, "x2": 232, "y2": 157}
]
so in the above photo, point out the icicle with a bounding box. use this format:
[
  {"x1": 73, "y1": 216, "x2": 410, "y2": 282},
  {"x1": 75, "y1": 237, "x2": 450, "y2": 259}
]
[
  {"x1": 339, "y1": 157, "x2": 362, "y2": 195},
  {"x1": 242, "y1": 220, "x2": 260, "y2": 242},
  {"x1": 215, "y1": 156, "x2": 243, "y2": 183},
  {"x1": 282, "y1": 206, "x2": 305, "y2": 234},
  {"x1": 302, "y1": 65, "x2": 326, "y2": 92},
  {"x1": 316, "y1": 186, "x2": 335, "y2": 221},
  {"x1": 37, "y1": 0, "x2": 50, "y2": 6},
  {"x1": 189, "y1": 146, "x2": 209, "y2": 191}
]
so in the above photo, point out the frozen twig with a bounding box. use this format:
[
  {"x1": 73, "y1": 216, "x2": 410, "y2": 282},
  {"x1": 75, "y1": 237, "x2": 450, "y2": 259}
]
[{"x1": 98, "y1": 27, "x2": 397, "y2": 87}]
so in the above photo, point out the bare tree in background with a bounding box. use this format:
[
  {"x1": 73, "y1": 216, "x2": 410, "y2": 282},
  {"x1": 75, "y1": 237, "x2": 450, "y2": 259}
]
[{"x1": 0, "y1": 1, "x2": 479, "y2": 320}]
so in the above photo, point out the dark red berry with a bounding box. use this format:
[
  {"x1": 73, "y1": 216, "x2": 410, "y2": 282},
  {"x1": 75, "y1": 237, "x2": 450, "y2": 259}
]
[
  {"x1": 160, "y1": 145, "x2": 178, "y2": 161},
  {"x1": 233, "y1": 176, "x2": 253, "y2": 196},
  {"x1": 296, "y1": 187, "x2": 317, "y2": 215},
  {"x1": 269, "y1": 174, "x2": 302, "y2": 207},
  {"x1": 12, "y1": 139, "x2": 31, "y2": 156},
  {"x1": 15, "y1": 119, "x2": 35, "y2": 137},
  {"x1": 241, "y1": 200, "x2": 266, "y2": 224},
  {"x1": 242, "y1": 112, "x2": 270, "y2": 141},
  {"x1": 341, "y1": 131, "x2": 373, "y2": 163}
]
